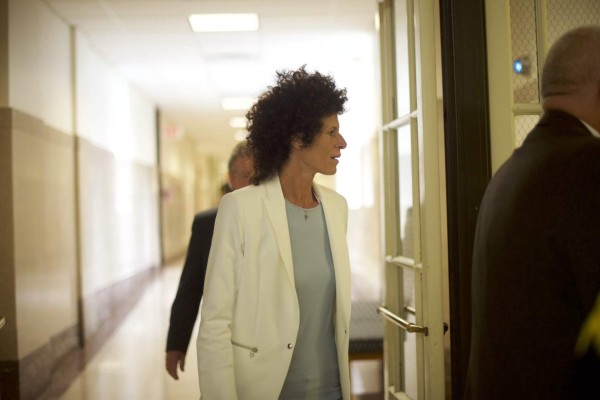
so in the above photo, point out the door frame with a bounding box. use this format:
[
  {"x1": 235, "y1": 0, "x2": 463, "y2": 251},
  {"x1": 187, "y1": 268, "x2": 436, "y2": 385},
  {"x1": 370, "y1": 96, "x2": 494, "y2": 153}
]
[{"x1": 439, "y1": 0, "x2": 491, "y2": 399}]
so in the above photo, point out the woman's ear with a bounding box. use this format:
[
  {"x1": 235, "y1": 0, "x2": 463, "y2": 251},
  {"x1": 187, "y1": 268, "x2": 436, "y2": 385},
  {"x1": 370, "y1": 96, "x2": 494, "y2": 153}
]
[{"x1": 291, "y1": 136, "x2": 303, "y2": 150}]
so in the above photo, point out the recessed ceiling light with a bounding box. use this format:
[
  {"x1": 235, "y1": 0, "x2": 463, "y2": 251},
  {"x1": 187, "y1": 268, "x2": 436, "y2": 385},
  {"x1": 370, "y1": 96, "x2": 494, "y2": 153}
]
[
  {"x1": 188, "y1": 13, "x2": 259, "y2": 33},
  {"x1": 229, "y1": 117, "x2": 247, "y2": 129},
  {"x1": 221, "y1": 97, "x2": 256, "y2": 111}
]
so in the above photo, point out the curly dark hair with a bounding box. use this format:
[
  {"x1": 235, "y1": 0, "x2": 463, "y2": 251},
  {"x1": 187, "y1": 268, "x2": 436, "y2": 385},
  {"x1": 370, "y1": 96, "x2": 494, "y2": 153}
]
[{"x1": 246, "y1": 66, "x2": 347, "y2": 184}]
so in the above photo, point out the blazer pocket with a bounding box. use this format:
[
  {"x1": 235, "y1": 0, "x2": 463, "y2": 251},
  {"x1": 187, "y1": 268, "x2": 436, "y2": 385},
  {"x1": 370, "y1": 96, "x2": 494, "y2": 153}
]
[{"x1": 231, "y1": 340, "x2": 259, "y2": 358}]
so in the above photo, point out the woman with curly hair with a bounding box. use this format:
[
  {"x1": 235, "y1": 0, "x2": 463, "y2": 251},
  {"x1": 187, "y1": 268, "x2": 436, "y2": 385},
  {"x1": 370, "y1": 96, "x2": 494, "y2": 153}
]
[{"x1": 197, "y1": 66, "x2": 351, "y2": 400}]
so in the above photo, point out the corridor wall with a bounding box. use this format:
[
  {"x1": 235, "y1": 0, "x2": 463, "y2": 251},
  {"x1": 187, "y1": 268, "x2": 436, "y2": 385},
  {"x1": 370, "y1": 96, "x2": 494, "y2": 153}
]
[
  {"x1": 158, "y1": 114, "x2": 200, "y2": 262},
  {"x1": 0, "y1": 0, "x2": 161, "y2": 398},
  {"x1": 75, "y1": 32, "x2": 160, "y2": 350},
  {"x1": 0, "y1": 1, "x2": 77, "y2": 398}
]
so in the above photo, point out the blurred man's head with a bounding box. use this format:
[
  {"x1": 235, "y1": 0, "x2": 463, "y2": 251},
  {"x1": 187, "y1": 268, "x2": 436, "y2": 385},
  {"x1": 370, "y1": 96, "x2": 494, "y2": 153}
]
[
  {"x1": 228, "y1": 141, "x2": 253, "y2": 191},
  {"x1": 541, "y1": 25, "x2": 600, "y2": 131}
]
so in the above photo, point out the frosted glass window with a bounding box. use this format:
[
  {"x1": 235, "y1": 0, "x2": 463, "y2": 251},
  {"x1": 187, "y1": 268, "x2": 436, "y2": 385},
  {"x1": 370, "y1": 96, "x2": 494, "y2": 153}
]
[
  {"x1": 548, "y1": 0, "x2": 600, "y2": 47},
  {"x1": 515, "y1": 114, "x2": 540, "y2": 147},
  {"x1": 394, "y1": 0, "x2": 412, "y2": 118},
  {"x1": 396, "y1": 124, "x2": 414, "y2": 258},
  {"x1": 510, "y1": 0, "x2": 540, "y2": 104}
]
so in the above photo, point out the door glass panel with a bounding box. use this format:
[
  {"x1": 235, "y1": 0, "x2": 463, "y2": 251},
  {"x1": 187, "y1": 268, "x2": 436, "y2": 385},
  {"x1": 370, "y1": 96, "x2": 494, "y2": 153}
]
[
  {"x1": 403, "y1": 320, "x2": 418, "y2": 399},
  {"x1": 394, "y1": 0, "x2": 411, "y2": 118},
  {"x1": 402, "y1": 265, "x2": 416, "y2": 310},
  {"x1": 547, "y1": 0, "x2": 600, "y2": 47},
  {"x1": 510, "y1": 0, "x2": 540, "y2": 104},
  {"x1": 389, "y1": 264, "x2": 418, "y2": 399},
  {"x1": 396, "y1": 124, "x2": 414, "y2": 258},
  {"x1": 401, "y1": 267, "x2": 418, "y2": 398},
  {"x1": 514, "y1": 114, "x2": 540, "y2": 147},
  {"x1": 394, "y1": 122, "x2": 418, "y2": 398},
  {"x1": 387, "y1": 264, "x2": 404, "y2": 390}
]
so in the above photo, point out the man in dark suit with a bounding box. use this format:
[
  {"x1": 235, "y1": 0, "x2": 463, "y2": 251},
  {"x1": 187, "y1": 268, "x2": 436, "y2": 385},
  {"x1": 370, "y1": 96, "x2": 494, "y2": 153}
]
[
  {"x1": 466, "y1": 25, "x2": 600, "y2": 399},
  {"x1": 165, "y1": 142, "x2": 252, "y2": 380}
]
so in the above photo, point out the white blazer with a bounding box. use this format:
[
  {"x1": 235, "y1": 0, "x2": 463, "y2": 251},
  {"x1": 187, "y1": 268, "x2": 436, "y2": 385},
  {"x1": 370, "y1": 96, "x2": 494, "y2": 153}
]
[{"x1": 197, "y1": 174, "x2": 351, "y2": 400}]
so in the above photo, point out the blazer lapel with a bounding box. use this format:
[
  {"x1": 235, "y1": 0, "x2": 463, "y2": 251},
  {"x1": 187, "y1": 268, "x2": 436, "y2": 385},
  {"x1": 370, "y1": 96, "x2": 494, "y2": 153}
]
[{"x1": 262, "y1": 175, "x2": 296, "y2": 287}]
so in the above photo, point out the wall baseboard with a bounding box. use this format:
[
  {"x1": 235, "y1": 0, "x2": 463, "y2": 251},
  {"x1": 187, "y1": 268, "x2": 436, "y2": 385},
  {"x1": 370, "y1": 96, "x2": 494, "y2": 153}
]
[{"x1": 0, "y1": 265, "x2": 158, "y2": 400}]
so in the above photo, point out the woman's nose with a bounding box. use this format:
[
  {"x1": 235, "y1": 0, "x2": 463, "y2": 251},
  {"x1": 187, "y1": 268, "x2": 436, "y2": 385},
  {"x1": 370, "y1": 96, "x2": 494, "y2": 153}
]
[{"x1": 338, "y1": 133, "x2": 347, "y2": 149}]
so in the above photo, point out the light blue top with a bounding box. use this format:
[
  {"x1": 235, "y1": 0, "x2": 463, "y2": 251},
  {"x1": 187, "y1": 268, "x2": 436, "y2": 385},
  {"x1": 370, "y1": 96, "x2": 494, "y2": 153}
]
[{"x1": 279, "y1": 199, "x2": 341, "y2": 400}]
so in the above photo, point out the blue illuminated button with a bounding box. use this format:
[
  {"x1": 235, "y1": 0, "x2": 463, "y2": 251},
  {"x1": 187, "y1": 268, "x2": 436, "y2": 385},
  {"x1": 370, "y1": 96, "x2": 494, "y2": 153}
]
[{"x1": 513, "y1": 59, "x2": 523, "y2": 74}]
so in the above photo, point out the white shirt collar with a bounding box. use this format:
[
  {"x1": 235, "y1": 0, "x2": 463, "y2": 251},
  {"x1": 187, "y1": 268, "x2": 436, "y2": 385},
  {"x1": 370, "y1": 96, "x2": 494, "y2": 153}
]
[{"x1": 580, "y1": 119, "x2": 600, "y2": 138}]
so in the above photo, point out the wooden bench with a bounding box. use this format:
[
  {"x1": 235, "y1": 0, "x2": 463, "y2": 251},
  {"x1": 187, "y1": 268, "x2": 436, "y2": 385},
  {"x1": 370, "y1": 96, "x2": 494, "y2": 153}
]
[
  {"x1": 349, "y1": 301, "x2": 383, "y2": 362},
  {"x1": 348, "y1": 302, "x2": 384, "y2": 398}
]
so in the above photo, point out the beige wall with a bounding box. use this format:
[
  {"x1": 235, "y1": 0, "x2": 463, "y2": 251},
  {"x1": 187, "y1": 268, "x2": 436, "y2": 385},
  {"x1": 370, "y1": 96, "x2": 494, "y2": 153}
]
[
  {"x1": 75, "y1": 32, "x2": 156, "y2": 165},
  {"x1": 11, "y1": 111, "x2": 78, "y2": 358},
  {"x1": 158, "y1": 113, "x2": 223, "y2": 262},
  {"x1": 8, "y1": 0, "x2": 72, "y2": 134},
  {"x1": 0, "y1": 108, "x2": 79, "y2": 365},
  {"x1": 0, "y1": 109, "x2": 17, "y2": 360},
  {"x1": 77, "y1": 137, "x2": 160, "y2": 338},
  {"x1": 194, "y1": 150, "x2": 222, "y2": 211},
  {"x1": 75, "y1": 31, "x2": 160, "y2": 298},
  {"x1": 0, "y1": 0, "x2": 161, "y2": 365},
  {"x1": 0, "y1": 0, "x2": 8, "y2": 105},
  {"x1": 0, "y1": 0, "x2": 76, "y2": 361},
  {"x1": 77, "y1": 139, "x2": 160, "y2": 296}
]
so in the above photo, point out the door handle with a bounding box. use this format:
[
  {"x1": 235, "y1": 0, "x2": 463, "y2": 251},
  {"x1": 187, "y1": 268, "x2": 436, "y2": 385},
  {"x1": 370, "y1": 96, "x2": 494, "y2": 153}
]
[
  {"x1": 0, "y1": 316, "x2": 6, "y2": 331},
  {"x1": 378, "y1": 305, "x2": 428, "y2": 335}
]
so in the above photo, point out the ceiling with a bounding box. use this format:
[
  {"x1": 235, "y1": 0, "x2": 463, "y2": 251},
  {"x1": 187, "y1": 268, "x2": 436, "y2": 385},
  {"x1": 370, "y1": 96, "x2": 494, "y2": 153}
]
[{"x1": 44, "y1": 0, "x2": 380, "y2": 155}]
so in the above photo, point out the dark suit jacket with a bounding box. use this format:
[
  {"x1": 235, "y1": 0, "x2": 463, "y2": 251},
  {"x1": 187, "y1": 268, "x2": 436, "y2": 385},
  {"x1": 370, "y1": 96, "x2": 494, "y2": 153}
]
[
  {"x1": 166, "y1": 208, "x2": 217, "y2": 353},
  {"x1": 465, "y1": 110, "x2": 600, "y2": 399}
]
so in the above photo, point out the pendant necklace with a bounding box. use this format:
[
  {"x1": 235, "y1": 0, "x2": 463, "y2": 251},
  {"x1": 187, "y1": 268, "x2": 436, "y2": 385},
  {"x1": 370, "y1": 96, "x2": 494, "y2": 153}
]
[
  {"x1": 296, "y1": 204, "x2": 311, "y2": 221},
  {"x1": 285, "y1": 199, "x2": 312, "y2": 221},
  {"x1": 287, "y1": 189, "x2": 318, "y2": 221},
  {"x1": 303, "y1": 192, "x2": 319, "y2": 221}
]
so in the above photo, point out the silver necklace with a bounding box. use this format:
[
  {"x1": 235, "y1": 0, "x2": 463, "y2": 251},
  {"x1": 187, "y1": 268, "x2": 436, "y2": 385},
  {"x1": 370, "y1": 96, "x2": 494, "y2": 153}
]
[
  {"x1": 286, "y1": 194, "x2": 319, "y2": 221},
  {"x1": 292, "y1": 203, "x2": 314, "y2": 221},
  {"x1": 303, "y1": 208, "x2": 309, "y2": 221},
  {"x1": 303, "y1": 191, "x2": 319, "y2": 220}
]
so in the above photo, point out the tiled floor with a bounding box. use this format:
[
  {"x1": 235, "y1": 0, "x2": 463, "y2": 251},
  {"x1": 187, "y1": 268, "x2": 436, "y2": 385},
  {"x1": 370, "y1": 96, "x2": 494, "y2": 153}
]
[{"x1": 55, "y1": 262, "x2": 383, "y2": 400}]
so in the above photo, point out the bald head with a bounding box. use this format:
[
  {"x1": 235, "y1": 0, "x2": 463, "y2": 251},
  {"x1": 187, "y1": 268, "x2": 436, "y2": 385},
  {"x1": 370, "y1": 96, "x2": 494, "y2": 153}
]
[
  {"x1": 227, "y1": 141, "x2": 253, "y2": 191},
  {"x1": 542, "y1": 25, "x2": 600, "y2": 98},
  {"x1": 541, "y1": 25, "x2": 600, "y2": 130}
]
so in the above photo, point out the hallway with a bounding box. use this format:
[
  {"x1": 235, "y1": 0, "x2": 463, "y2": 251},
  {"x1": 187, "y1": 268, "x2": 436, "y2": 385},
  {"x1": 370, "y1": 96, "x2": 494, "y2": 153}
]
[
  {"x1": 0, "y1": 1, "x2": 385, "y2": 398},
  {"x1": 53, "y1": 261, "x2": 198, "y2": 400},
  {"x1": 35, "y1": 260, "x2": 382, "y2": 400}
]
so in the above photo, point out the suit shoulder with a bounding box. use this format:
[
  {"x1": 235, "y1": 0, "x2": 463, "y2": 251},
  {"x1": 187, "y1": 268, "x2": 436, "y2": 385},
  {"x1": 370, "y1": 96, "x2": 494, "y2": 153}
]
[
  {"x1": 194, "y1": 208, "x2": 218, "y2": 222},
  {"x1": 192, "y1": 208, "x2": 218, "y2": 231},
  {"x1": 223, "y1": 184, "x2": 262, "y2": 203}
]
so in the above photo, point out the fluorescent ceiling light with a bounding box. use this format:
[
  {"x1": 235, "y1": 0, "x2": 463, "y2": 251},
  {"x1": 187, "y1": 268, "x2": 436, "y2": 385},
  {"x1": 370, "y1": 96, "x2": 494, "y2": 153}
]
[
  {"x1": 221, "y1": 97, "x2": 256, "y2": 111},
  {"x1": 188, "y1": 13, "x2": 259, "y2": 33},
  {"x1": 229, "y1": 117, "x2": 247, "y2": 128}
]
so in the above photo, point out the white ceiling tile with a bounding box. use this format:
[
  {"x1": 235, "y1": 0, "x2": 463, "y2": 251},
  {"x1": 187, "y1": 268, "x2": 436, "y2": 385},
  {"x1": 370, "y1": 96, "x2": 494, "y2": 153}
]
[{"x1": 46, "y1": 0, "x2": 378, "y2": 146}]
